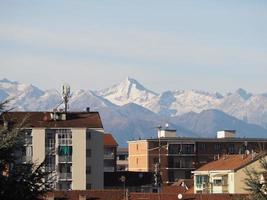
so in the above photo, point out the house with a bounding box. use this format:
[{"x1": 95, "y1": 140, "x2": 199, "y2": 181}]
[
  {"x1": 104, "y1": 133, "x2": 118, "y2": 172},
  {"x1": 128, "y1": 127, "x2": 267, "y2": 184},
  {"x1": 0, "y1": 111, "x2": 104, "y2": 190},
  {"x1": 192, "y1": 153, "x2": 267, "y2": 194}
]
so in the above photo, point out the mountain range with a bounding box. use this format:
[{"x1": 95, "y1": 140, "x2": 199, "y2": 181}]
[{"x1": 1, "y1": 77, "x2": 267, "y2": 146}]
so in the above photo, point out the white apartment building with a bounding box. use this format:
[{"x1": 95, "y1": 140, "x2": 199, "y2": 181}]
[{"x1": 1, "y1": 111, "x2": 104, "y2": 190}]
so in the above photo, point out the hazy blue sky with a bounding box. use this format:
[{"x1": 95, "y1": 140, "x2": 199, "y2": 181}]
[{"x1": 0, "y1": 0, "x2": 267, "y2": 93}]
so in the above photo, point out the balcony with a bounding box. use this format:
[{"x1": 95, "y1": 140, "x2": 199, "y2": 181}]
[
  {"x1": 24, "y1": 137, "x2": 32, "y2": 145},
  {"x1": 104, "y1": 167, "x2": 115, "y2": 172},
  {"x1": 58, "y1": 173, "x2": 72, "y2": 180},
  {"x1": 21, "y1": 156, "x2": 32, "y2": 163},
  {"x1": 104, "y1": 152, "x2": 115, "y2": 159},
  {"x1": 45, "y1": 147, "x2": 56, "y2": 154},
  {"x1": 58, "y1": 156, "x2": 72, "y2": 163}
]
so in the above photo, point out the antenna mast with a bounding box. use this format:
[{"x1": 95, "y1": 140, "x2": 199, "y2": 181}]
[{"x1": 62, "y1": 84, "x2": 71, "y2": 113}]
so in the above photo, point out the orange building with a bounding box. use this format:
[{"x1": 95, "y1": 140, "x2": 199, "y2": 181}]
[{"x1": 128, "y1": 129, "x2": 267, "y2": 184}]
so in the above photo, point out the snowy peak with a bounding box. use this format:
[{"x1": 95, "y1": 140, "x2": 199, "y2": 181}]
[
  {"x1": 97, "y1": 77, "x2": 157, "y2": 106},
  {"x1": 235, "y1": 88, "x2": 252, "y2": 100},
  {"x1": 0, "y1": 78, "x2": 18, "y2": 84}
]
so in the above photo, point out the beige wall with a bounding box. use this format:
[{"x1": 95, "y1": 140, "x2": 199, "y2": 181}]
[
  {"x1": 128, "y1": 141, "x2": 149, "y2": 171},
  {"x1": 228, "y1": 172, "x2": 235, "y2": 193},
  {"x1": 72, "y1": 128, "x2": 86, "y2": 190},
  {"x1": 86, "y1": 128, "x2": 104, "y2": 189},
  {"x1": 32, "y1": 128, "x2": 45, "y2": 165},
  {"x1": 235, "y1": 156, "x2": 267, "y2": 194}
]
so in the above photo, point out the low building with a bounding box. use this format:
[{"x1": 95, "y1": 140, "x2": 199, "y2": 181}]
[
  {"x1": 192, "y1": 153, "x2": 267, "y2": 194},
  {"x1": 128, "y1": 127, "x2": 267, "y2": 184},
  {"x1": 104, "y1": 133, "x2": 118, "y2": 172},
  {"x1": 1, "y1": 111, "x2": 105, "y2": 190},
  {"x1": 117, "y1": 147, "x2": 128, "y2": 171}
]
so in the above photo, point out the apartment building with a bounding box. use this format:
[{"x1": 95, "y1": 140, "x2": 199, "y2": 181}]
[
  {"x1": 128, "y1": 129, "x2": 267, "y2": 184},
  {"x1": 1, "y1": 111, "x2": 104, "y2": 190},
  {"x1": 192, "y1": 153, "x2": 267, "y2": 194},
  {"x1": 117, "y1": 147, "x2": 128, "y2": 171},
  {"x1": 104, "y1": 134, "x2": 118, "y2": 172}
]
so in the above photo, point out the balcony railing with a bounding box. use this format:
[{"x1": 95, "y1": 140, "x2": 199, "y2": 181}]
[
  {"x1": 104, "y1": 152, "x2": 115, "y2": 159},
  {"x1": 21, "y1": 156, "x2": 32, "y2": 163},
  {"x1": 58, "y1": 156, "x2": 72, "y2": 163},
  {"x1": 58, "y1": 173, "x2": 72, "y2": 180},
  {"x1": 104, "y1": 167, "x2": 115, "y2": 172},
  {"x1": 24, "y1": 137, "x2": 32, "y2": 145}
]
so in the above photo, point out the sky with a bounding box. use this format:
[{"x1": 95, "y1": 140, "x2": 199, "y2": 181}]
[{"x1": 0, "y1": 0, "x2": 267, "y2": 94}]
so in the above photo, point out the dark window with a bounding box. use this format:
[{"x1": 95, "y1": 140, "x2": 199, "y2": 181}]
[
  {"x1": 228, "y1": 144, "x2": 235, "y2": 154},
  {"x1": 86, "y1": 149, "x2": 92, "y2": 157},
  {"x1": 86, "y1": 183, "x2": 91, "y2": 190},
  {"x1": 86, "y1": 131, "x2": 91, "y2": 140},
  {"x1": 86, "y1": 166, "x2": 91, "y2": 174},
  {"x1": 199, "y1": 143, "x2": 206, "y2": 151},
  {"x1": 214, "y1": 144, "x2": 221, "y2": 152}
]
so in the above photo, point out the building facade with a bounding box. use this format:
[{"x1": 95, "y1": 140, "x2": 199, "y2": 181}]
[
  {"x1": 117, "y1": 147, "x2": 128, "y2": 171},
  {"x1": 128, "y1": 129, "x2": 267, "y2": 184},
  {"x1": 104, "y1": 134, "x2": 118, "y2": 172},
  {"x1": 192, "y1": 153, "x2": 267, "y2": 194},
  {"x1": 1, "y1": 111, "x2": 104, "y2": 190}
]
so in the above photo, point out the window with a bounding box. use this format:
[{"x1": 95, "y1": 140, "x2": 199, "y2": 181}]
[
  {"x1": 58, "y1": 146, "x2": 72, "y2": 156},
  {"x1": 86, "y1": 166, "x2": 91, "y2": 174},
  {"x1": 214, "y1": 143, "x2": 221, "y2": 152},
  {"x1": 86, "y1": 130, "x2": 91, "y2": 140},
  {"x1": 45, "y1": 155, "x2": 55, "y2": 171},
  {"x1": 136, "y1": 144, "x2": 138, "y2": 150},
  {"x1": 213, "y1": 179, "x2": 222, "y2": 186},
  {"x1": 136, "y1": 158, "x2": 139, "y2": 165},
  {"x1": 196, "y1": 175, "x2": 209, "y2": 188},
  {"x1": 86, "y1": 183, "x2": 91, "y2": 190},
  {"x1": 199, "y1": 143, "x2": 206, "y2": 151},
  {"x1": 57, "y1": 129, "x2": 72, "y2": 145},
  {"x1": 182, "y1": 144, "x2": 194, "y2": 154},
  {"x1": 228, "y1": 144, "x2": 235, "y2": 154},
  {"x1": 86, "y1": 149, "x2": 92, "y2": 157}
]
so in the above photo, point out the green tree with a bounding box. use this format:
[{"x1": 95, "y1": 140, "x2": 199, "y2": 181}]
[{"x1": 0, "y1": 101, "x2": 53, "y2": 200}]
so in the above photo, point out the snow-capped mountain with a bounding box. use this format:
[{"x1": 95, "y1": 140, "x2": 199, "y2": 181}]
[
  {"x1": 97, "y1": 76, "x2": 157, "y2": 106},
  {"x1": 1, "y1": 77, "x2": 267, "y2": 145}
]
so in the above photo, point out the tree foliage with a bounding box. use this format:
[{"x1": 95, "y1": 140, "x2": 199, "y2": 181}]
[
  {"x1": 0, "y1": 101, "x2": 53, "y2": 200},
  {"x1": 245, "y1": 157, "x2": 267, "y2": 200}
]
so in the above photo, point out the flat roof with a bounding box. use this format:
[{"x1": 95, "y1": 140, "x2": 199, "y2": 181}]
[{"x1": 128, "y1": 136, "x2": 267, "y2": 143}]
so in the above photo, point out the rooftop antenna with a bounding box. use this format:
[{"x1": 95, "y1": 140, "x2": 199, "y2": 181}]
[
  {"x1": 62, "y1": 84, "x2": 71, "y2": 113},
  {"x1": 165, "y1": 123, "x2": 169, "y2": 130}
]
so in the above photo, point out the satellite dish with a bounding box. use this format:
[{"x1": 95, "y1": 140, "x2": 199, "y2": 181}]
[{"x1": 178, "y1": 193, "x2": 183, "y2": 199}]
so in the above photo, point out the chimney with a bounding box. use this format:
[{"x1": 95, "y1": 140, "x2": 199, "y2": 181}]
[{"x1": 86, "y1": 107, "x2": 90, "y2": 113}]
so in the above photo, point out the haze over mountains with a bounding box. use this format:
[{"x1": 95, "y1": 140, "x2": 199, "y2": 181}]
[{"x1": 1, "y1": 77, "x2": 267, "y2": 146}]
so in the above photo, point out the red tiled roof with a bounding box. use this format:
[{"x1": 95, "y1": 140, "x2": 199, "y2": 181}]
[
  {"x1": 195, "y1": 153, "x2": 265, "y2": 171},
  {"x1": 0, "y1": 111, "x2": 103, "y2": 128},
  {"x1": 104, "y1": 134, "x2": 118, "y2": 146}
]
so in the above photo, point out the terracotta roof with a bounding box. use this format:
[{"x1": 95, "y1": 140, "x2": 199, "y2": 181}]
[
  {"x1": 104, "y1": 134, "x2": 118, "y2": 146},
  {"x1": 195, "y1": 153, "x2": 266, "y2": 171},
  {"x1": 0, "y1": 111, "x2": 103, "y2": 128}
]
